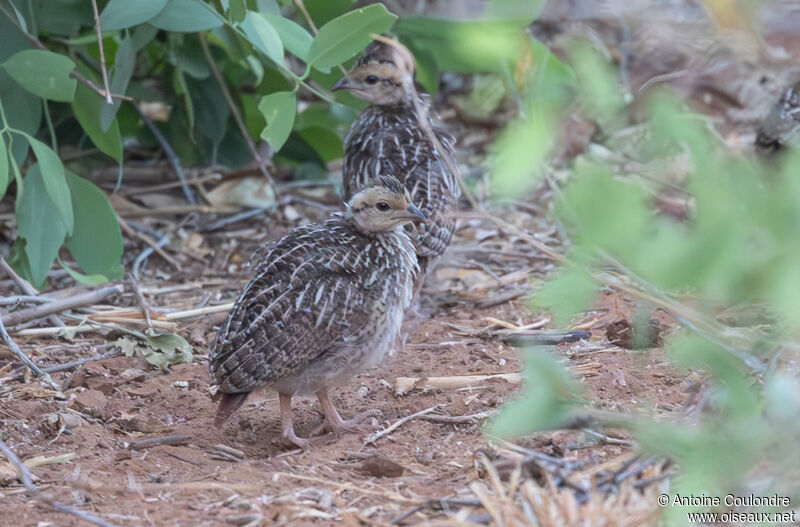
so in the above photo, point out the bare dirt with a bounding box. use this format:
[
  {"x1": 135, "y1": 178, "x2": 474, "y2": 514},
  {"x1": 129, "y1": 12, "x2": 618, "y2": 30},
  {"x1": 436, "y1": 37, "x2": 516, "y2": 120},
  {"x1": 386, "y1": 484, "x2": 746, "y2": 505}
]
[{"x1": 0, "y1": 209, "x2": 690, "y2": 526}]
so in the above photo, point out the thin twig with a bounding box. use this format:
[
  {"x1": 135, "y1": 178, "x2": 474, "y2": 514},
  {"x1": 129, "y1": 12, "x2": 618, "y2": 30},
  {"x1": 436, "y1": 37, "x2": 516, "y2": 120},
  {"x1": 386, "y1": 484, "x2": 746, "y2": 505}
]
[
  {"x1": 293, "y1": 0, "x2": 349, "y2": 77},
  {"x1": 1, "y1": 349, "x2": 118, "y2": 383},
  {"x1": 0, "y1": 257, "x2": 65, "y2": 327},
  {"x1": 419, "y1": 410, "x2": 495, "y2": 424},
  {"x1": 364, "y1": 405, "x2": 440, "y2": 445},
  {"x1": 127, "y1": 273, "x2": 153, "y2": 329},
  {"x1": 0, "y1": 3, "x2": 131, "y2": 102},
  {"x1": 132, "y1": 102, "x2": 195, "y2": 204},
  {"x1": 0, "y1": 437, "x2": 119, "y2": 527},
  {"x1": 90, "y1": 0, "x2": 112, "y2": 104},
  {"x1": 132, "y1": 233, "x2": 171, "y2": 280},
  {"x1": 0, "y1": 312, "x2": 58, "y2": 389},
  {"x1": 125, "y1": 435, "x2": 191, "y2": 450},
  {"x1": 3, "y1": 285, "x2": 124, "y2": 327},
  {"x1": 0, "y1": 295, "x2": 51, "y2": 306},
  {"x1": 117, "y1": 217, "x2": 181, "y2": 271},
  {"x1": 198, "y1": 34, "x2": 276, "y2": 190}
]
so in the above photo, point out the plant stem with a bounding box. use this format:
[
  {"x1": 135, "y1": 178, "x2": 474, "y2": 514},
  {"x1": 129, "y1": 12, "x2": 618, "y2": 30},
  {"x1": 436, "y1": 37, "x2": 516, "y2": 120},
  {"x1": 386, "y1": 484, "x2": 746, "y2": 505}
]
[
  {"x1": 198, "y1": 34, "x2": 275, "y2": 189},
  {"x1": 42, "y1": 99, "x2": 57, "y2": 151},
  {"x1": 194, "y1": 0, "x2": 340, "y2": 105},
  {"x1": 90, "y1": 0, "x2": 113, "y2": 104},
  {"x1": 0, "y1": 3, "x2": 132, "y2": 102}
]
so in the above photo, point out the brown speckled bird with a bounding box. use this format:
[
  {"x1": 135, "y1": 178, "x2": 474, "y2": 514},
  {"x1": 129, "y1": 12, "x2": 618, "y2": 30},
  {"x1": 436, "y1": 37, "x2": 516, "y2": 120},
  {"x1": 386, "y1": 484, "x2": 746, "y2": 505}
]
[
  {"x1": 755, "y1": 80, "x2": 800, "y2": 153},
  {"x1": 209, "y1": 176, "x2": 425, "y2": 447},
  {"x1": 333, "y1": 38, "x2": 461, "y2": 283}
]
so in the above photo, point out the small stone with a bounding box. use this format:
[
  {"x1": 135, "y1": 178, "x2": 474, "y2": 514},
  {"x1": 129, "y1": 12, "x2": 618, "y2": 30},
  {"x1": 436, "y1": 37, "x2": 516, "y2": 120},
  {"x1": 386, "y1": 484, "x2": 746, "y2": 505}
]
[
  {"x1": 119, "y1": 368, "x2": 147, "y2": 384},
  {"x1": 117, "y1": 413, "x2": 161, "y2": 433},
  {"x1": 359, "y1": 455, "x2": 405, "y2": 478},
  {"x1": 414, "y1": 450, "x2": 434, "y2": 465},
  {"x1": 86, "y1": 377, "x2": 116, "y2": 395},
  {"x1": 72, "y1": 389, "x2": 108, "y2": 412},
  {"x1": 606, "y1": 318, "x2": 663, "y2": 350},
  {"x1": 124, "y1": 383, "x2": 158, "y2": 398}
]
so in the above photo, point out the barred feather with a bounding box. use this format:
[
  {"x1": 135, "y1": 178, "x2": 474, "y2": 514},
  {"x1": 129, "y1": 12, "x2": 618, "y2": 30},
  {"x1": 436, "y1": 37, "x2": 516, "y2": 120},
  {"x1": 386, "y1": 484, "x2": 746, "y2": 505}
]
[
  {"x1": 209, "y1": 211, "x2": 417, "y2": 400},
  {"x1": 343, "y1": 102, "x2": 460, "y2": 277}
]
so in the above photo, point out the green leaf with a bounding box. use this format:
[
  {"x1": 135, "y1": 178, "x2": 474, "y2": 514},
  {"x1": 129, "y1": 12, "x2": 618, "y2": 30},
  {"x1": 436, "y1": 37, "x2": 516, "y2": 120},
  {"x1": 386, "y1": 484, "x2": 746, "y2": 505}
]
[
  {"x1": 72, "y1": 71, "x2": 123, "y2": 163},
  {"x1": 0, "y1": 74, "x2": 40, "y2": 167},
  {"x1": 99, "y1": 0, "x2": 168, "y2": 30},
  {"x1": 297, "y1": 126, "x2": 343, "y2": 162},
  {"x1": 533, "y1": 266, "x2": 596, "y2": 325},
  {"x1": 115, "y1": 331, "x2": 194, "y2": 372},
  {"x1": 64, "y1": 172, "x2": 123, "y2": 280},
  {"x1": 15, "y1": 164, "x2": 69, "y2": 288},
  {"x1": 100, "y1": 35, "x2": 136, "y2": 132},
  {"x1": 484, "y1": 0, "x2": 546, "y2": 24},
  {"x1": 308, "y1": 4, "x2": 397, "y2": 70},
  {"x1": 228, "y1": 0, "x2": 247, "y2": 23},
  {"x1": 258, "y1": 91, "x2": 296, "y2": 152},
  {"x1": 2, "y1": 49, "x2": 76, "y2": 102},
  {"x1": 239, "y1": 11, "x2": 284, "y2": 65},
  {"x1": 561, "y1": 170, "x2": 649, "y2": 259},
  {"x1": 488, "y1": 348, "x2": 583, "y2": 438},
  {"x1": 58, "y1": 256, "x2": 108, "y2": 285},
  {"x1": 149, "y1": 0, "x2": 222, "y2": 32},
  {"x1": 396, "y1": 17, "x2": 520, "y2": 73},
  {"x1": 0, "y1": 136, "x2": 8, "y2": 201},
  {"x1": 263, "y1": 14, "x2": 312, "y2": 62},
  {"x1": 21, "y1": 134, "x2": 74, "y2": 235}
]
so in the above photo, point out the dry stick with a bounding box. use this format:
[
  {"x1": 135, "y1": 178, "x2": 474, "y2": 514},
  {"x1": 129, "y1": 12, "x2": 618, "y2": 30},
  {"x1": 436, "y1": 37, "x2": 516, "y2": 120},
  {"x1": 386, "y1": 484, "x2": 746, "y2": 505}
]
[
  {"x1": 1, "y1": 257, "x2": 65, "y2": 328},
  {"x1": 198, "y1": 34, "x2": 276, "y2": 189},
  {"x1": 117, "y1": 217, "x2": 181, "y2": 271},
  {"x1": 3, "y1": 285, "x2": 124, "y2": 327},
  {"x1": 163, "y1": 302, "x2": 234, "y2": 320},
  {"x1": 125, "y1": 435, "x2": 191, "y2": 450},
  {"x1": 127, "y1": 272, "x2": 153, "y2": 329},
  {"x1": 419, "y1": 410, "x2": 495, "y2": 424},
  {"x1": 363, "y1": 404, "x2": 440, "y2": 445},
  {"x1": 1, "y1": 349, "x2": 119, "y2": 383},
  {"x1": 132, "y1": 102, "x2": 195, "y2": 204},
  {"x1": 0, "y1": 3, "x2": 130, "y2": 102},
  {"x1": 0, "y1": 295, "x2": 51, "y2": 306},
  {"x1": 0, "y1": 437, "x2": 119, "y2": 527},
  {"x1": 0, "y1": 313, "x2": 57, "y2": 388},
  {"x1": 90, "y1": 0, "x2": 112, "y2": 104}
]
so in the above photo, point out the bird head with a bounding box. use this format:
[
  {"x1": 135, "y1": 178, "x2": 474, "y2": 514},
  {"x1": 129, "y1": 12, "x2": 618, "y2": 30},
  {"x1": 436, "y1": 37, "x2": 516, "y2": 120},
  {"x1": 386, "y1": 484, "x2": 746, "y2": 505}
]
[
  {"x1": 347, "y1": 175, "x2": 426, "y2": 233},
  {"x1": 332, "y1": 37, "x2": 416, "y2": 105}
]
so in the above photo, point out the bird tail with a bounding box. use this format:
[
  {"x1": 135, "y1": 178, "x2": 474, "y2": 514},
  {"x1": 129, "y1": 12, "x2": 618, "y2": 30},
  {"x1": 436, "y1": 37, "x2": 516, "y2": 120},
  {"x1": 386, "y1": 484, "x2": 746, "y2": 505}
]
[{"x1": 214, "y1": 392, "x2": 250, "y2": 427}]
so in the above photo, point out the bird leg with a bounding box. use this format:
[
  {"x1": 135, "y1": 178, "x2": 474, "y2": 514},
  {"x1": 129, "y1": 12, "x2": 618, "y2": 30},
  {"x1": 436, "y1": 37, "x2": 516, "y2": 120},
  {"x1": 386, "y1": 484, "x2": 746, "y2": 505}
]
[
  {"x1": 279, "y1": 393, "x2": 311, "y2": 449},
  {"x1": 316, "y1": 388, "x2": 381, "y2": 434}
]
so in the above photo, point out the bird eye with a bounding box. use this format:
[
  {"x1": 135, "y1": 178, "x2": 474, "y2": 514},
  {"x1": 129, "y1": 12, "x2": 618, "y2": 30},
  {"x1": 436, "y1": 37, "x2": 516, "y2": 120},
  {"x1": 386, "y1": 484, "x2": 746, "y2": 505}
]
[
  {"x1": 365, "y1": 75, "x2": 379, "y2": 85},
  {"x1": 375, "y1": 201, "x2": 390, "y2": 211}
]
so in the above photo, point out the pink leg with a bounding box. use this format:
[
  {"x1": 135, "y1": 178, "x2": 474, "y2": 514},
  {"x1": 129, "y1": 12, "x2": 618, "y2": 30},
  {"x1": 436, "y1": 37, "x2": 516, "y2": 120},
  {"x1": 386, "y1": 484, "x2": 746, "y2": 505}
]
[
  {"x1": 316, "y1": 388, "x2": 381, "y2": 434},
  {"x1": 279, "y1": 393, "x2": 311, "y2": 448}
]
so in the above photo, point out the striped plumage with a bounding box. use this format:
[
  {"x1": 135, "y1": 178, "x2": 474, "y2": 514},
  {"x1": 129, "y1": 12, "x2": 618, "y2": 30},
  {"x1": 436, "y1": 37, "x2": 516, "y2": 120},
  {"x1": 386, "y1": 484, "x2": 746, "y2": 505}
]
[
  {"x1": 334, "y1": 39, "x2": 461, "y2": 281},
  {"x1": 209, "y1": 176, "x2": 424, "y2": 447}
]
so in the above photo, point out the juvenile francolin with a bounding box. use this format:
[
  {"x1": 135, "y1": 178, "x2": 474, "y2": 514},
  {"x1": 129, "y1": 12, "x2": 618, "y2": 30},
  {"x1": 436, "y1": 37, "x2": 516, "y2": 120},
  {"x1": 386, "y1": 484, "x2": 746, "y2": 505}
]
[
  {"x1": 333, "y1": 38, "x2": 461, "y2": 285},
  {"x1": 209, "y1": 175, "x2": 425, "y2": 448}
]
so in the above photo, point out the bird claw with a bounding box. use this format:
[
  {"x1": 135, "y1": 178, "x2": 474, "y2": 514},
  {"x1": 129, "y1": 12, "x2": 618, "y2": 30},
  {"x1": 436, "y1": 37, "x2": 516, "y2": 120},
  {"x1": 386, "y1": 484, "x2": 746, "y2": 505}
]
[
  {"x1": 278, "y1": 429, "x2": 328, "y2": 450},
  {"x1": 327, "y1": 408, "x2": 382, "y2": 434}
]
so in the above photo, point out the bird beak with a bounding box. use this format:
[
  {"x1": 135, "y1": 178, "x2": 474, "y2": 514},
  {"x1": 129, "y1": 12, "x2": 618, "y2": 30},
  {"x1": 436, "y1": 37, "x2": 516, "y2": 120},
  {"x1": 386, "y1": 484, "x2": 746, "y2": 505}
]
[
  {"x1": 406, "y1": 202, "x2": 427, "y2": 222},
  {"x1": 332, "y1": 77, "x2": 351, "y2": 91}
]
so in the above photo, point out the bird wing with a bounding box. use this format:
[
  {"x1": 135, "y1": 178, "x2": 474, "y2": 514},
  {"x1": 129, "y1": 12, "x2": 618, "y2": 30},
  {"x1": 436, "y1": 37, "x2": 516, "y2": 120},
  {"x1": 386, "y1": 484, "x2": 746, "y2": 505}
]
[{"x1": 209, "y1": 222, "x2": 376, "y2": 393}]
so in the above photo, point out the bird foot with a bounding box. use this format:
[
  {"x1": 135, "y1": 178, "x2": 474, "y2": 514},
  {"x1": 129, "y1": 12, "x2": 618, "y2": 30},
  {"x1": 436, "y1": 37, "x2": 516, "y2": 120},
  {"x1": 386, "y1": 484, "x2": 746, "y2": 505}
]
[
  {"x1": 311, "y1": 408, "x2": 382, "y2": 436},
  {"x1": 327, "y1": 408, "x2": 382, "y2": 434},
  {"x1": 278, "y1": 428, "x2": 326, "y2": 449}
]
